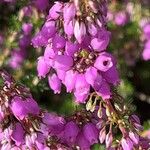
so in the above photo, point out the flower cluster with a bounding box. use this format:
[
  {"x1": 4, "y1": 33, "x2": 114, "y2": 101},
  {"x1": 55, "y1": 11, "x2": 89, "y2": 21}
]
[
  {"x1": 0, "y1": 70, "x2": 72, "y2": 149},
  {"x1": 0, "y1": 70, "x2": 103, "y2": 150},
  {"x1": 0, "y1": 70, "x2": 149, "y2": 150},
  {"x1": 32, "y1": 0, "x2": 120, "y2": 103},
  {"x1": 86, "y1": 92, "x2": 150, "y2": 150}
]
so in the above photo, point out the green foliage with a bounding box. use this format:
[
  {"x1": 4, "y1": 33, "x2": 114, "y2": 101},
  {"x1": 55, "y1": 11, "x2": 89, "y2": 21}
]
[{"x1": 92, "y1": 144, "x2": 105, "y2": 150}]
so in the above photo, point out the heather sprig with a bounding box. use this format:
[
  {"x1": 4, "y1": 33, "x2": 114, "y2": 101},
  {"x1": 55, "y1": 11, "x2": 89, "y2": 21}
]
[
  {"x1": 86, "y1": 90, "x2": 150, "y2": 149},
  {"x1": 0, "y1": 70, "x2": 72, "y2": 149},
  {"x1": 32, "y1": 0, "x2": 120, "y2": 103}
]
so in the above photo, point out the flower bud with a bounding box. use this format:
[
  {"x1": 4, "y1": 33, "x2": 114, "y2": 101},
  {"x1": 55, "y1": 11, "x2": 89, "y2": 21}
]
[
  {"x1": 105, "y1": 132, "x2": 113, "y2": 148},
  {"x1": 63, "y1": 3, "x2": 76, "y2": 23},
  {"x1": 37, "y1": 56, "x2": 50, "y2": 78},
  {"x1": 99, "y1": 126, "x2": 106, "y2": 143},
  {"x1": 49, "y1": 2, "x2": 63, "y2": 20},
  {"x1": 64, "y1": 70, "x2": 77, "y2": 92},
  {"x1": 48, "y1": 74, "x2": 61, "y2": 94},
  {"x1": 74, "y1": 21, "x2": 86, "y2": 43}
]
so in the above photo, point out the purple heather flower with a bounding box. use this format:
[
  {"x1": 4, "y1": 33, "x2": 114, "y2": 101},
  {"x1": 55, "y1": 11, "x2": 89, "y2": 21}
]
[
  {"x1": 42, "y1": 113, "x2": 65, "y2": 126},
  {"x1": 74, "y1": 21, "x2": 86, "y2": 43},
  {"x1": 143, "y1": 23, "x2": 150, "y2": 39},
  {"x1": 11, "y1": 123, "x2": 25, "y2": 146},
  {"x1": 56, "y1": 69, "x2": 66, "y2": 81},
  {"x1": 10, "y1": 96, "x2": 40, "y2": 120},
  {"x1": 64, "y1": 70, "x2": 77, "y2": 92},
  {"x1": 83, "y1": 123, "x2": 98, "y2": 145},
  {"x1": 32, "y1": 0, "x2": 120, "y2": 103},
  {"x1": 41, "y1": 21, "x2": 56, "y2": 39},
  {"x1": 37, "y1": 56, "x2": 50, "y2": 78},
  {"x1": 91, "y1": 29, "x2": 110, "y2": 51},
  {"x1": 25, "y1": 98, "x2": 40, "y2": 115},
  {"x1": 48, "y1": 47, "x2": 117, "y2": 101},
  {"x1": 85, "y1": 67, "x2": 98, "y2": 86},
  {"x1": 94, "y1": 52, "x2": 113, "y2": 72},
  {"x1": 114, "y1": 11, "x2": 129, "y2": 26},
  {"x1": 64, "y1": 121, "x2": 80, "y2": 145},
  {"x1": 44, "y1": 45, "x2": 55, "y2": 67},
  {"x1": 142, "y1": 40, "x2": 150, "y2": 60},
  {"x1": 52, "y1": 34, "x2": 66, "y2": 49},
  {"x1": 142, "y1": 48, "x2": 150, "y2": 61},
  {"x1": 48, "y1": 2, "x2": 63, "y2": 20},
  {"x1": 48, "y1": 73, "x2": 62, "y2": 94},
  {"x1": 63, "y1": 2, "x2": 76, "y2": 23},
  {"x1": 22, "y1": 23, "x2": 33, "y2": 35},
  {"x1": 54, "y1": 55, "x2": 73, "y2": 71},
  {"x1": 10, "y1": 96, "x2": 28, "y2": 120},
  {"x1": 9, "y1": 49, "x2": 26, "y2": 69},
  {"x1": 32, "y1": 32, "x2": 48, "y2": 48},
  {"x1": 107, "y1": 11, "x2": 114, "y2": 22},
  {"x1": 102, "y1": 66, "x2": 120, "y2": 85},
  {"x1": 64, "y1": 20, "x2": 74, "y2": 36},
  {"x1": 121, "y1": 137, "x2": 133, "y2": 150},
  {"x1": 42, "y1": 113, "x2": 65, "y2": 134},
  {"x1": 76, "y1": 133, "x2": 90, "y2": 150},
  {"x1": 145, "y1": 40, "x2": 150, "y2": 48},
  {"x1": 74, "y1": 74, "x2": 90, "y2": 103},
  {"x1": 97, "y1": 79, "x2": 111, "y2": 99}
]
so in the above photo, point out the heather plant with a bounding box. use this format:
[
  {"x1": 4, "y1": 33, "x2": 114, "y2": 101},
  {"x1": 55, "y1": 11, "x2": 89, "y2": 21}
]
[{"x1": 0, "y1": 0, "x2": 150, "y2": 150}]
